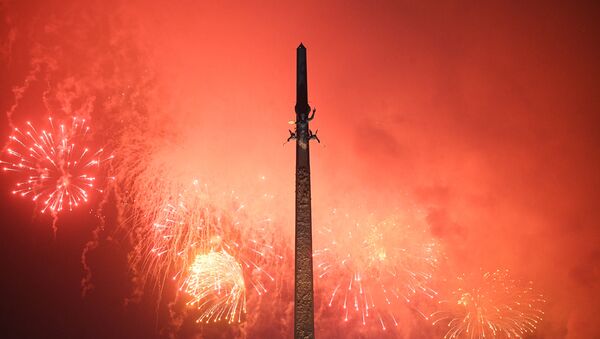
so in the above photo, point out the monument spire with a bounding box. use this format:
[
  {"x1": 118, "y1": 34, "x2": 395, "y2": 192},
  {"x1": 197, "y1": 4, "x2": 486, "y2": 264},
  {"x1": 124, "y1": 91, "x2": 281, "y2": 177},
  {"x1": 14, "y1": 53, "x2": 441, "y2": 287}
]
[{"x1": 290, "y1": 43, "x2": 318, "y2": 339}]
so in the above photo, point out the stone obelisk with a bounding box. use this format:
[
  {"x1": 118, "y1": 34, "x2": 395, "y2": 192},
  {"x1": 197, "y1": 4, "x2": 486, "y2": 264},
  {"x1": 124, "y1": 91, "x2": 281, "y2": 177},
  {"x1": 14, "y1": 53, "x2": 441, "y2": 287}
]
[{"x1": 293, "y1": 43, "x2": 315, "y2": 339}]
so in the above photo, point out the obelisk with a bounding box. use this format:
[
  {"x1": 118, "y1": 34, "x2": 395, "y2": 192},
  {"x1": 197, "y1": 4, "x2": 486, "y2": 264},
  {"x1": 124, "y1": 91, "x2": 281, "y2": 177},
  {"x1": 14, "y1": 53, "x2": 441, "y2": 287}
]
[{"x1": 293, "y1": 43, "x2": 315, "y2": 339}]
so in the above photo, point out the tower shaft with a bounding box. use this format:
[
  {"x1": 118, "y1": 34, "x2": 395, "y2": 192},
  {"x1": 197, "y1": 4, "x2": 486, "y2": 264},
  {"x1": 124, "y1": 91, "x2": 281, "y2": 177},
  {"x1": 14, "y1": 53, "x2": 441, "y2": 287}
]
[{"x1": 294, "y1": 43, "x2": 315, "y2": 339}]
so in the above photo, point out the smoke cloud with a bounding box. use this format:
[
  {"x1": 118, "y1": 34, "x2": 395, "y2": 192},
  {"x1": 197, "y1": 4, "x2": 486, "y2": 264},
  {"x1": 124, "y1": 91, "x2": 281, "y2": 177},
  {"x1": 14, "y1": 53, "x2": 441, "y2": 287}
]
[{"x1": 1, "y1": 1, "x2": 599, "y2": 338}]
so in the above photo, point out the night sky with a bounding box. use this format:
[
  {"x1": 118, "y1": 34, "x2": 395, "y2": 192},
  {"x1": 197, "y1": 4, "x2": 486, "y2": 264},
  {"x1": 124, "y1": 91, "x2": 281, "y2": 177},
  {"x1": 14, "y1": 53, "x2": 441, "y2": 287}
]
[{"x1": 0, "y1": 1, "x2": 599, "y2": 338}]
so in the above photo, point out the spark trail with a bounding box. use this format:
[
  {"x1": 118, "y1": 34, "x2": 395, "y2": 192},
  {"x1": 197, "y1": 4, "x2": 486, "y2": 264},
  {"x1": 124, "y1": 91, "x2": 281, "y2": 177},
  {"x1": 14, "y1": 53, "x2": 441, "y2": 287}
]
[
  {"x1": 314, "y1": 208, "x2": 440, "y2": 332},
  {"x1": 430, "y1": 269, "x2": 546, "y2": 339},
  {"x1": 1, "y1": 116, "x2": 113, "y2": 214},
  {"x1": 122, "y1": 173, "x2": 280, "y2": 328},
  {"x1": 180, "y1": 250, "x2": 247, "y2": 324}
]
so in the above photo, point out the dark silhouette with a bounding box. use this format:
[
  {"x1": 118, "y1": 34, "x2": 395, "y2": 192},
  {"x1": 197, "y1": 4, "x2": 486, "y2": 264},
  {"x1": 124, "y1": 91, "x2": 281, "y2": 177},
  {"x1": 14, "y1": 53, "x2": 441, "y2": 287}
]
[{"x1": 290, "y1": 43, "x2": 316, "y2": 339}]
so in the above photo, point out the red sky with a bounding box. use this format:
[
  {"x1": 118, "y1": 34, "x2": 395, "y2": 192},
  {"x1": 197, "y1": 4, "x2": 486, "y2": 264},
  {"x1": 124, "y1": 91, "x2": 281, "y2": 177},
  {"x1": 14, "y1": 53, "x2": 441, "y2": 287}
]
[{"x1": 1, "y1": 1, "x2": 599, "y2": 338}]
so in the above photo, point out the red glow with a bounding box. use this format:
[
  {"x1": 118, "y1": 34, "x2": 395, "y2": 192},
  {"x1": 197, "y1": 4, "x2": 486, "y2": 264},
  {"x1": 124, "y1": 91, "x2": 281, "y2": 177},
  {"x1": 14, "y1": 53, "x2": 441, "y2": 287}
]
[{"x1": 0, "y1": 1, "x2": 599, "y2": 338}]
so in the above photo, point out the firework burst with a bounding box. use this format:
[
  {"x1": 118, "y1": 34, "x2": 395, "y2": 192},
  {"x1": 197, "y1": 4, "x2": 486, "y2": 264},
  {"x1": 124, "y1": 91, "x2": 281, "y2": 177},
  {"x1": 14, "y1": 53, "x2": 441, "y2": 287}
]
[
  {"x1": 1, "y1": 116, "x2": 113, "y2": 214},
  {"x1": 125, "y1": 175, "x2": 278, "y2": 326},
  {"x1": 430, "y1": 269, "x2": 546, "y2": 339},
  {"x1": 145, "y1": 180, "x2": 276, "y2": 287},
  {"x1": 181, "y1": 250, "x2": 247, "y2": 324},
  {"x1": 314, "y1": 208, "x2": 440, "y2": 331}
]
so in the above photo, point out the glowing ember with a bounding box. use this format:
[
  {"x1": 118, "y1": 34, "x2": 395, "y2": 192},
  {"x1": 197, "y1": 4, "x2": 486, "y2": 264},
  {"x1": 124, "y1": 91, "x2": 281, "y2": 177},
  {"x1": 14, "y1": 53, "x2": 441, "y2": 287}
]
[
  {"x1": 314, "y1": 208, "x2": 440, "y2": 331},
  {"x1": 181, "y1": 250, "x2": 247, "y2": 324},
  {"x1": 430, "y1": 269, "x2": 546, "y2": 339},
  {"x1": 1, "y1": 116, "x2": 113, "y2": 213}
]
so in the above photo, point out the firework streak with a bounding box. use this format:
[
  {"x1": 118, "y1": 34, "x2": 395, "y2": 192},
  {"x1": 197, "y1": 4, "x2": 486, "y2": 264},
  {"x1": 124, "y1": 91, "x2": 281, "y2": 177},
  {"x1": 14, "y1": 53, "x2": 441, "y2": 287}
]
[
  {"x1": 314, "y1": 208, "x2": 441, "y2": 332},
  {"x1": 1, "y1": 117, "x2": 113, "y2": 214},
  {"x1": 180, "y1": 250, "x2": 247, "y2": 324},
  {"x1": 430, "y1": 269, "x2": 546, "y2": 338},
  {"x1": 123, "y1": 174, "x2": 279, "y2": 324}
]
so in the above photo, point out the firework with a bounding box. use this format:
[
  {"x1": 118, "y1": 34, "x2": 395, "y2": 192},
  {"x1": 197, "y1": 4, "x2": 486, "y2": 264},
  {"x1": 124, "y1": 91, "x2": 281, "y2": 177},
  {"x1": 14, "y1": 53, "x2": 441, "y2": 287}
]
[
  {"x1": 1, "y1": 116, "x2": 113, "y2": 213},
  {"x1": 143, "y1": 179, "x2": 276, "y2": 290},
  {"x1": 120, "y1": 174, "x2": 280, "y2": 327},
  {"x1": 144, "y1": 179, "x2": 216, "y2": 285},
  {"x1": 314, "y1": 208, "x2": 440, "y2": 331},
  {"x1": 181, "y1": 250, "x2": 247, "y2": 324},
  {"x1": 430, "y1": 269, "x2": 546, "y2": 339}
]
